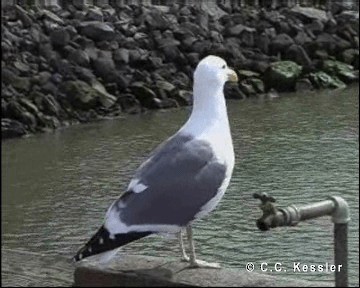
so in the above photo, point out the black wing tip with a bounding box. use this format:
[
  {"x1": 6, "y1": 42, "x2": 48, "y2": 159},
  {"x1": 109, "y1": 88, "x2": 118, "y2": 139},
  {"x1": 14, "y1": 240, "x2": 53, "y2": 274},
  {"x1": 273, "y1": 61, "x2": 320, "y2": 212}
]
[{"x1": 73, "y1": 227, "x2": 152, "y2": 262}]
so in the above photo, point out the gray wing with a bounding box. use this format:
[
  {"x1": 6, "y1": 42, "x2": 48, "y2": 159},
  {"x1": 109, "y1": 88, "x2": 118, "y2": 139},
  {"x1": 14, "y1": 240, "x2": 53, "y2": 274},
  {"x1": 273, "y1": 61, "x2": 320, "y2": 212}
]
[{"x1": 110, "y1": 133, "x2": 227, "y2": 228}]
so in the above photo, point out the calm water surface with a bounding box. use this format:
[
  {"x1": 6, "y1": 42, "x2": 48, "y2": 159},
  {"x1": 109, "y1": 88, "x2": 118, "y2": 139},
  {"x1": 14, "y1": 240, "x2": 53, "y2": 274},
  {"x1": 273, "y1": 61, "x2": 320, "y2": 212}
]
[{"x1": 2, "y1": 86, "x2": 359, "y2": 286}]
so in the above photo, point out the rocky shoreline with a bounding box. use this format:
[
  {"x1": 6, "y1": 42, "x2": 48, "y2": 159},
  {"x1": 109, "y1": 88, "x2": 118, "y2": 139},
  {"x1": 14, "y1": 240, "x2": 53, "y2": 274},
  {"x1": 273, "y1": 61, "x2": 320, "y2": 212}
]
[{"x1": 1, "y1": 3, "x2": 359, "y2": 139}]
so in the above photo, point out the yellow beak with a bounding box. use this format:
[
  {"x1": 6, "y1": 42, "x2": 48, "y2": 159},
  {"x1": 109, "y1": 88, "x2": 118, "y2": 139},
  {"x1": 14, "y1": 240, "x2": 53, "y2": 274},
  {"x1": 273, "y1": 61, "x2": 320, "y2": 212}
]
[{"x1": 227, "y1": 69, "x2": 238, "y2": 82}]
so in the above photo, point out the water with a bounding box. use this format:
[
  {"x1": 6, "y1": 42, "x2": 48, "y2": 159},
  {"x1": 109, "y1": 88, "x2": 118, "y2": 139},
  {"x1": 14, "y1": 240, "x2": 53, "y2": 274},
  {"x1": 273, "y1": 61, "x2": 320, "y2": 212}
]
[{"x1": 2, "y1": 86, "x2": 359, "y2": 287}]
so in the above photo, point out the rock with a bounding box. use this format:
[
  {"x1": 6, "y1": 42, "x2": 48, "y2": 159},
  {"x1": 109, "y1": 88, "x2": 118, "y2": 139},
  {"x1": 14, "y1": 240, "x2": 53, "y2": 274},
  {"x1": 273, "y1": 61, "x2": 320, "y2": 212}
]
[
  {"x1": 172, "y1": 72, "x2": 190, "y2": 90},
  {"x1": 158, "y1": 98, "x2": 179, "y2": 109},
  {"x1": 14, "y1": 61, "x2": 31, "y2": 75},
  {"x1": 145, "y1": 57, "x2": 162, "y2": 70},
  {"x1": 353, "y1": 53, "x2": 359, "y2": 69},
  {"x1": 130, "y1": 82, "x2": 159, "y2": 109},
  {"x1": 225, "y1": 24, "x2": 256, "y2": 37},
  {"x1": 180, "y1": 22, "x2": 207, "y2": 38},
  {"x1": 309, "y1": 71, "x2": 346, "y2": 89},
  {"x1": 239, "y1": 80, "x2": 257, "y2": 96},
  {"x1": 316, "y1": 33, "x2": 336, "y2": 54},
  {"x1": 337, "y1": 10, "x2": 359, "y2": 25},
  {"x1": 51, "y1": 73, "x2": 63, "y2": 84},
  {"x1": 270, "y1": 33, "x2": 295, "y2": 55},
  {"x1": 41, "y1": 9, "x2": 64, "y2": 25},
  {"x1": 74, "y1": 67, "x2": 96, "y2": 84},
  {"x1": 41, "y1": 94, "x2": 61, "y2": 117},
  {"x1": 113, "y1": 48, "x2": 130, "y2": 64},
  {"x1": 145, "y1": 10, "x2": 171, "y2": 31},
  {"x1": 73, "y1": 10, "x2": 87, "y2": 21},
  {"x1": 237, "y1": 70, "x2": 261, "y2": 80},
  {"x1": 15, "y1": 5, "x2": 33, "y2": 28},
  {"x1": 115, "y1": 74, "x2": 130, "y2": 91},
  {"x1": 323, "y1": 60, "x2": 357, "y2": 83},
  {"x1": 1, "y1": 99, "x2": 8, "y2": 118},
  {"x1": 248, "y1": 78, "x2": 265, "y2": 94},
  {"x1": 241, "y1": 30, "x2": 255, "y2": 47},
  {"x1": 37, "y1": 113, "x2": 61, "y2": 129},
  {"x1": 275, "y1": 21, "x2": 291, "y2": 35},
  {"x1": 295, "y1": 78, "x2": 314, "y2": 91},
  {"x1": 26, "y1": 27, "x2": 41, "y2": 46},
  {"x1": 117, "y1": 93, "x2": 142, "y2": 114},
  {"x1": 224, "y1": 84, "x2": 246, "y2": 99},
  {"x1": 83, "y1": 45, "x2": 99, "y2": 62},
  {"x1": 103, "y1": 7, "x2": 116, "y2": 20},
  {"x1": 2, "y1": 118, "x2": 27, "y2": 139},
  {"x1": 38, "y1": 42, "x2": 56, "y2": 61},
  {"x1": 104, "y1": 83, "x2": 118, "y2": 95},
  {"x1": 93, "y1": 55, "x2": 117, "y2": 83},
  {"x1": 91, "y1": 80, "x2": 117, "y2": 108},
  {"x1": 187, "y1": 53, "x2": 200, "y2": 67},
  {"x1": 156, "y1": 80, "x2": 176, "y2": 94},
  {"x1": 50, "y1": 58, "x2": 75, "y2": 80},
  {"x1": 19, "y1": 98, "x2": 39, "y2": 116},
  {"x1": 256, "y1": 33, "x2": 270, "y2": 54},
  {"x1": 78, "y1": 21, "x2": 115, "y2": 42},
  {"x1": 156, "y1": 37, "x2": 180, "y2": 50},
  {"x1": 223, "y1": 38, "x2": 244, "y2": 60},
  {"x1": 13, "y1": 76, "x2": 31, "y2": 92},
  {"x1": 266, "y1": 88, "x2": 280, "y2": 99},
  {"x1": 333, "y1": 35, "x2": 352, "y2": 52},
  {"x1": 65, "y1": 25, "x2": 78, "y2": 38},
  {"x1": 162, "y1": 46, "x2": 182, "y2": 62},
  {"x1": 30, "y1": 90, "x2": 46, "y2": 109},
  {"x1": 305, "y1": 20, "x2": 324, "y2": 35},
  {"x1": 171, "y1": 90, "x2": 192, "y2": 106},
  {"x1": 7, "y1": 100, "x2": 37, "y2": 129},
  {"x1": 285, "y1": 44, "x2": 312, "y2": 68},
  {"x1": 61, "y1": 80, "x2": 98, "y2": 110},
  {"x1": 58, "y1": 10, "x2": 71, "y2": 19},
  {"x1": 86, "y1": 7, "x2": 103, "y2": 22},
  {"x1": 41, "y1": 81, "x2": 59, "y2": 97},
  {"x1": 50, "y1": 28, "x2": 71, "y2": 47},
  {"x1": 250, "y1": 60, "x2": 270, "y2": 74},
  {"x1": 294, "y1": 31, "x2": 312, "y2": 47},
  {"x1": 2, "y1": 68, "x2": 18, "y2": 86},
  {"x1": 68, "y1": 49, "x2": 90, "y2": 67},
  {"x1": 314, "y1": 50, "x2": 329, "y2": 60},
  {"x1": 341, "y1": 49, "x2": 359, "y2": 66},
  {"x1": 264, "y1": 61, "x2": 302, "y2": 92},
  {"x1": 289, "y1": 6, "x2": 328, "y2": 23},
  {"x1": 196, "y1": 12, "x2": 209, "y2": 31},
  {"x1": 154, "y1": 80, "x2": 176, "y2": 100}
]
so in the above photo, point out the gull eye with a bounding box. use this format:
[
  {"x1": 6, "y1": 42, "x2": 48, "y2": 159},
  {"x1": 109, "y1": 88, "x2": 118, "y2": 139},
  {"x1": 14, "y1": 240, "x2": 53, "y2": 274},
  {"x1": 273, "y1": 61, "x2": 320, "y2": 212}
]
[{"x1": 222, "y1": 65, "x2": 226, "y2": 69}]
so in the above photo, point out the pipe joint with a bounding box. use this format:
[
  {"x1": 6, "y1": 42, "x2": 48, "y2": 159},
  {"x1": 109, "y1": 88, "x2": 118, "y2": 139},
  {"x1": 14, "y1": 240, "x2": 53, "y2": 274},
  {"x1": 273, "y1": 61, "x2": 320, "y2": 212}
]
[
  {"x1": 279, "y1": 204, "x2": 301, "y2": 226},
  {"x1": 328, "y1": 196, "x2": 351, "y2": 224}
]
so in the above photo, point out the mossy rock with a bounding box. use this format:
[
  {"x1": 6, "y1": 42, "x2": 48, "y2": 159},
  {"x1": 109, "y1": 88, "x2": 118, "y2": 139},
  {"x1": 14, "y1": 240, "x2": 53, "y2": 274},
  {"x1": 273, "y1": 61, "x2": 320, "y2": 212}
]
[
  {"x1": 92, "y1": 80, "x2": 117, "y2": 109},
  {"x1": 308, "y1": 71, "x2": 346, "y2": 89},
  {"x1": 61, "y1": 80, "x2": 99, "y2": 110},
  {"x1": 264, "y1": 61, "x2": 302, "y2": 92},
  {"x1": 323, "y1": 60, "x2": 357, "y2": 84}
]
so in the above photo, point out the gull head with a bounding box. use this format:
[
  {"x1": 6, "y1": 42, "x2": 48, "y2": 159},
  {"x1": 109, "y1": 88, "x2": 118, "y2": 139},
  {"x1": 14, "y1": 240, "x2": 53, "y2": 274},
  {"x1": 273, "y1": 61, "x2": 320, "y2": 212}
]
[{"x1": 194, "y1": 55, "x2": 238, "y2": 87}]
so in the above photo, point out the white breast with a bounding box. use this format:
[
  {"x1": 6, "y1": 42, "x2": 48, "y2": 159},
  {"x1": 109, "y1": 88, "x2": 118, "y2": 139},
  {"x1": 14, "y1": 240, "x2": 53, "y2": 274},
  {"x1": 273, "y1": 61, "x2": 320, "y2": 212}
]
[{"x1": 185, "y1": 118, "x2": 235, "y2": 220}]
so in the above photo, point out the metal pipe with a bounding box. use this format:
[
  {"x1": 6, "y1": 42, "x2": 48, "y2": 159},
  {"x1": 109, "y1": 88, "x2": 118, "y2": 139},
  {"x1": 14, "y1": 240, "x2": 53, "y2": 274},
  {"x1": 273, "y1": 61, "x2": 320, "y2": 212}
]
[
  {"x1": 253, "y1": 193, "x2": 350, "y2": 287},
  {"x1": 335, "y1": 224, "x2": 348, "y2": 287}
]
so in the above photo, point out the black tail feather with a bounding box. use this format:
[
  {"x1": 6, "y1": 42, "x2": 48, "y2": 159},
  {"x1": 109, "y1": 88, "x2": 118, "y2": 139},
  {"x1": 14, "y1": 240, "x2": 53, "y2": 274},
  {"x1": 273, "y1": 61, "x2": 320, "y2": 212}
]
[{"x1": 73, "y1": 225, "x2": 151, "y2": 262}]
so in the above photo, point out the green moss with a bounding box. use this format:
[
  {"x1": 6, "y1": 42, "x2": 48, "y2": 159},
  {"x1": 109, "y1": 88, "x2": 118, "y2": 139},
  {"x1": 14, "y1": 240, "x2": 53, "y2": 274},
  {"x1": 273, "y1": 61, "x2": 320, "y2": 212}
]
[{"x1": 308, "y1": 71, "x2": 346, "y2": 89}]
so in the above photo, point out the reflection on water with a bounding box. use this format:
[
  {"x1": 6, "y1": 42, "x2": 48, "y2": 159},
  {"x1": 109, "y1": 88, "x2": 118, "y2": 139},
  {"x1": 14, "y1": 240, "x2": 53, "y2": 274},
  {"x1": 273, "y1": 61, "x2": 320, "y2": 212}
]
[{"x1": 2, "y1": 86, "x2": 359, "y2": 287}]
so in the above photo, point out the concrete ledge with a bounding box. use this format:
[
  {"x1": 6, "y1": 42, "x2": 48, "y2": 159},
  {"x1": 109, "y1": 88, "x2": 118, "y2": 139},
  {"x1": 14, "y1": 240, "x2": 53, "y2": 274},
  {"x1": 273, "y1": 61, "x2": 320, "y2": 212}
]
[{"x1": 73, "y1": 255, "x2": 332, "y2": 287}]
